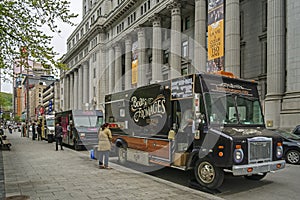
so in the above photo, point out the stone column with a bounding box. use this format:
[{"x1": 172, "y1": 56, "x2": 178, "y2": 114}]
[
  {"x1": 69, "y1": 73, "x2": 74, "y2": 110},
  {"x1": 225, "y1": 0, "x2": 240, "y2": 77},
  {"x1": 281, "y1": 0, "x2": 300, "y2": 128},
  {"x1": 124, "y1": 35, "x2": 132, "y2": 90},
  {"x1": 78, "y1": 66, "x2": 83, "y2": 109},
  {"x1": 96, "y1": 32, "x2": 106, "y2": 110},
  {"x1": 108, "y1": 46, "x2": 115, "y2": 93},
  {"x1": 265, "y1": 0, "x2": 285, "y2": 129},
  {"x1": 194, "y1": 0, "x2": 206, "y2": 73},
  {"x1": 150, "y1": 14, "x2": 163, "y2": 82},
  {"x1": 63, "y1": 76, "x2": 68, "y2": 110},
  {"x1": 73, "y1": 69, "x2": 78, "y2": 110},
  {"x1": 100, "y1": 47, "x2": 107, "y2": 103},
  {"x1": 168, "y1": 0, "x2": 182, "y2": 79},
  {"x1": 137, "y1": 27, "x2": 147, "y2": 87},
  {"x1": 114, "y1": 43, "x2": 122, "y2": 92},
  {"x1": 83, "y1": 62, "x2": 89, "y2": 110},
  {"x1": 66, "y1": 75, "x2": 70, "y2": 110}
]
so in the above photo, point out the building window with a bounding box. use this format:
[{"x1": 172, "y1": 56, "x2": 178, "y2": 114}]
[
  {"x1": 141, "y1": 5, "x2": 143, "y2": 15},
  {"x1": 240, "y1": 11, "x2": 244, "y2": 40},
  {"x1": 93, "y1": 68, "x2": 96, "y2": 78},
  {"x1": 81, "y1": 28, "x2": 84, "y2": 36},
  {"x1": 262, "y1": 0, "x2": 268, "y2": 32},
  {"x1": 182, "y1": 41, "x2": 188, "y2": 58},
  {"x1": 181, "y1": 68, "x2": 188, "y2": 75},
  {"x1": 185, "y1": 16, "x2": 191, "y2": 30},
  {"x1": 148, "y1": 0, "x2": 151, "y2": 10},
  {"x1": 163, "y1": 50, "x2": 169, "y2": 64}
]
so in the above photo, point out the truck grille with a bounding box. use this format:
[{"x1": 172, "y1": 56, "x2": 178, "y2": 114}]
[{"x1": 248, "y1": 137, "x2": 272, "y2": 163}]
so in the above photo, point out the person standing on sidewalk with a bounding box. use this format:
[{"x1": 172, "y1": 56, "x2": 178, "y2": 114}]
[
  {"x1": 37, "y1": 124, "x2": 42, "y2": 141},
  {"x1": 55, "y1": 123, "x2": 63, "y2": 151},
  {"x1": 98, "y1": 123, "x2": 112, "y2": 169},
  {"x1": 32, "y1": 122, "x2": 36, "y2": 140}
]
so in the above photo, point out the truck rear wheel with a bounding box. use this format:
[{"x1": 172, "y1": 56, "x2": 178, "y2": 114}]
[
  {"x1": 194, "y1": 159, "x2": 224, "y2": 189},
  {"x1": 244, "y1": 173, "x2": 267, "y2": 180},
  {"x1": 117, "y1": 147, "x2": 127, "y2": 164}
]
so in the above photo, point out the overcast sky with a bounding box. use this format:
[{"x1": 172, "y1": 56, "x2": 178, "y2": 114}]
[{"x1": 0, "y1": 0, "x2": 82, "y2": 94}]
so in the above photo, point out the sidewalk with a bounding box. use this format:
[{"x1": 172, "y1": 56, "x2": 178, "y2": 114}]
[{"x1": 1, "y1": 130, "x2": 223, "y2": 200}]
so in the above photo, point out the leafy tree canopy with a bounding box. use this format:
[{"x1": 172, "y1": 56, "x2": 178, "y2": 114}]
[{"x1": 0, "y1": 0, "x2": 78, "y2": 76}]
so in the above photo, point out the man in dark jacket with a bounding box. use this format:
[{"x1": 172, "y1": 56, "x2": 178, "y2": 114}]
[
  {"x1": 55, "y1": 123, "x2": 63, "y2": 151},
  {"x1": 32, "y1": 123, "x2": 36, "y2": 140},
  {"x1": 37, "y1": 124, "x2": 42, "y2": 141}
]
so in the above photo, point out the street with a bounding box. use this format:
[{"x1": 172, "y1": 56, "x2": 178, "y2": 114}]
[{"x1": 112, "y1": 156, "x2": 300, "y2": 200}]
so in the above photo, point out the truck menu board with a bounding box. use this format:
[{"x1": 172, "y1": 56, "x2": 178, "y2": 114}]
[{"x1": 171, "y1": 75, "x2": 194, "y2": 100}]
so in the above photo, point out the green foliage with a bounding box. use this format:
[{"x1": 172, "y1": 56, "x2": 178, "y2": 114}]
[
  {"x1": 0, "y1": 92, "x2": 12, "y2": 111},
  {"x1": 0, "y1": 0, "x2": 77, "y2": 75}
]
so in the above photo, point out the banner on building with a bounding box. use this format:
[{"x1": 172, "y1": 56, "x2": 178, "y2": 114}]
[
  {"x1": 132, "y1": 41, "x2": 138, "y2": 85},
  {"x1": 207, "y1": 0, "x2": 225, "y2": 72}
]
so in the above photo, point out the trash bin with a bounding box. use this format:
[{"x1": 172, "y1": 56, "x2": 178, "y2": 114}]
[{"x1": 48, "y1": 134, "x2": 54, "y2": 143}]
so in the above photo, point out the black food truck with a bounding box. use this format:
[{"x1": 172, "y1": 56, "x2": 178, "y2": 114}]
[
  {"x1": 105, "y1": 72, "x2": 285, "y2": 189},
  {"x1": 55, "y1": 110, "x2": 103, "y2": 150}
]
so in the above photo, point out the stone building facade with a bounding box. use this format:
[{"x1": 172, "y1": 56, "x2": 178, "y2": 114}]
[{"x1": 61, "y1": 0, "x2": 300, "y2": 130}]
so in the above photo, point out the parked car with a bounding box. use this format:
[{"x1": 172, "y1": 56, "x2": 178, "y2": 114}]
[
  {"x1": 292, "y1": 125, "x2": 300, "y2": 136},
  {"x1": 274, "y1": 129, "x2": 300, "y2": 164}
]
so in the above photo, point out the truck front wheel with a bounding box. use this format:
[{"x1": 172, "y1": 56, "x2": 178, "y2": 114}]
[{"x1": 194, "y1": 159, "x2": 224, "y2": 190}]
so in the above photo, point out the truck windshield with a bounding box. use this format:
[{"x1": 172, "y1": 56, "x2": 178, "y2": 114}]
[
  {"x1": 204, "y1": 93, "x2": 264, "y2": 126},
  {"x1": 46, "y1": 119, "x2": 55, "y2": 127},
  {"x1": 73, "y1": 116, "x2": 103, "y2": 127}
]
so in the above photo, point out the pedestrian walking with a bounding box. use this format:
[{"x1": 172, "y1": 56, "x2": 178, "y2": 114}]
[
  {"x1": 21, "y1": 123, "x2": 26, "y2": 137},
  {"x1": 98, "y1": 123, "x2": 112, "y2": 169},
  {"x1": 8, "y1": 125, "x2": 13, "y2": 134},
  {"x1": 32, "y1": 122, "x2": 36, "y2": 140},
  {"x1": 55, "y1": 123, "x2": 64, "y2": 151},
  {"x1": 37, "y1": 123, "x2": 42, "y2": 141}
]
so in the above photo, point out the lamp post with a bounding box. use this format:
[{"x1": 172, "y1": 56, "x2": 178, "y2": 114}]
[{"x1": 26, "y1": 73, "x2": 30, "y2": 138}]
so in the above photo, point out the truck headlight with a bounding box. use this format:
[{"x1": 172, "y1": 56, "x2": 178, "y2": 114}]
[
  {"x1": 234, "y1": 149, "x2": 244, "y2": 163},
  {"x1": 276, "y1": 145, "x2": 283, "y2": 158}
]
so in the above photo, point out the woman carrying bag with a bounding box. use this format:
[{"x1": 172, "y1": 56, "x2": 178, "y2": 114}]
[{"x1": 98, "y1": 123, "x2": 112, "y2": 169}]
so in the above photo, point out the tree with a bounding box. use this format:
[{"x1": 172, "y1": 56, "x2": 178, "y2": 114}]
[{"x1": 0, "y1": 0, "x2": 78, "y2": 75}]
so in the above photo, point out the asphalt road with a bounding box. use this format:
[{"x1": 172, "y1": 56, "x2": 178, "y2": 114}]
[{"x1": 111, "y1": 160, "x2": 300, "y2": 200}]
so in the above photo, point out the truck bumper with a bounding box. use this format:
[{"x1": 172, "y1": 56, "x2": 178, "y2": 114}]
[{"x1": 232, "y1": 160, "x2": 286, "y2": 176}]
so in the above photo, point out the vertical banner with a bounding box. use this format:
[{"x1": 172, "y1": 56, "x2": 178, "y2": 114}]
[
  {"x1": 207, "y1": 0, "x2": 225, "y2": 72},
  {"x1": 131, "y1": 41, "x2": 138, "y2": 85}
]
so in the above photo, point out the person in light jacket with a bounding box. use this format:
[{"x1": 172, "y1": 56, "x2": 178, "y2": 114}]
[{"x1": 98, "y1": 123, "x2": 112, "y2": 169}]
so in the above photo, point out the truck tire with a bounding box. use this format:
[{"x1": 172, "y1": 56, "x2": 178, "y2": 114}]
[
  {"x1": 194, "y1": 159, "x2": 224, "y2": 189},
  {"x1": 286, "y1": 150, "x2": 300, "y2": 164},
  {"x1": 117, "y1": 147, "x2": 127, "y2": 165},
  {"x1": 244, "y1": 173, "x2": 267, "y2": 180}
]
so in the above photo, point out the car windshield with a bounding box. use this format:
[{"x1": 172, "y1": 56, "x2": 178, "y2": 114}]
[
  {"x1": 204, "y1": 93, "x2": 264, "y2": 126},
  {"x1": 274, "y1": 129, "x2": 300, "y2": 140},
  {"x1": 73, "y1": 116, "x2": 103, "y2": 127}
]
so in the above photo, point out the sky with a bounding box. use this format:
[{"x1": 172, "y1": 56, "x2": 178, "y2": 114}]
[{"x1": 0, "y1": 0, "x2": 82, "y2": 94}]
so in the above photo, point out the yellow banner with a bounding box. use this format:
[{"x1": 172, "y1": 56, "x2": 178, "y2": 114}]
[
  {"x1": 208, "y1": 20, "x2": 224, "y2": 61},
  {"x1": 132, "y1": 60, "x2": 138, "y2": 84}
]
